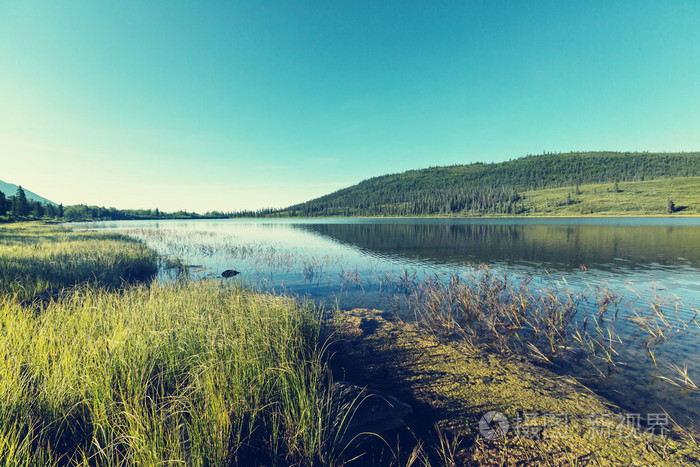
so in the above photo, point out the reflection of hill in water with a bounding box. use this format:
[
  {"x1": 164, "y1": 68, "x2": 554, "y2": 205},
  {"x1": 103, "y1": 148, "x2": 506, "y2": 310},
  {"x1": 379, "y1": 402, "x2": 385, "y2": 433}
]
[{"x1": 296, "y1": 223, "x2": 700, "y2": 271}]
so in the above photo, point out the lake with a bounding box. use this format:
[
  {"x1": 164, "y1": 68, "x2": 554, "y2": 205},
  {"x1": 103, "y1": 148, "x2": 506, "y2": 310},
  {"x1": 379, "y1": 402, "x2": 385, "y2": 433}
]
[{"x1": 74, "y1": 217, "x2": 700, "y2": 425}]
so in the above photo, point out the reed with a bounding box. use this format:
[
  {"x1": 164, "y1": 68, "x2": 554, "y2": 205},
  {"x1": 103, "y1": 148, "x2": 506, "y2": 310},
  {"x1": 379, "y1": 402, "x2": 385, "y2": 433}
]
[
  {"x1": 376, "y1": 269, "x2": 624, "y2": 376},
  {"x1": 0, "y1": 281, "x2": 352, "y2": 466}
]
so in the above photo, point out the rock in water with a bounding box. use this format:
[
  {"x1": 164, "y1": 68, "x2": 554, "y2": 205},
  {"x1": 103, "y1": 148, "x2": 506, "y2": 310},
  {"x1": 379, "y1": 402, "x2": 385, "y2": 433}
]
[{"x1": 221, "y1": 269, "x2": 240, "y2": 278}]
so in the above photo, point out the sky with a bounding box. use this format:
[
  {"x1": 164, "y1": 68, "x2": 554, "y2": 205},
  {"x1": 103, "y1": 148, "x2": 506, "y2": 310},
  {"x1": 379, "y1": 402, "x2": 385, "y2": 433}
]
[{"x1": 1, "y1": 1, "x2": 699, "y2": 212}]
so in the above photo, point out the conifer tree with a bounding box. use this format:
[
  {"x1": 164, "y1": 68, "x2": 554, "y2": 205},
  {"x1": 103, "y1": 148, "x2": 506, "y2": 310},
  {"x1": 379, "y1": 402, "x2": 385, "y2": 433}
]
[
  {"x1": 16, "y1": 186, "x2": 28, "y2": 216},
  {"x1": 34, "y1": 202, "x2": 44, "y2": 218}
]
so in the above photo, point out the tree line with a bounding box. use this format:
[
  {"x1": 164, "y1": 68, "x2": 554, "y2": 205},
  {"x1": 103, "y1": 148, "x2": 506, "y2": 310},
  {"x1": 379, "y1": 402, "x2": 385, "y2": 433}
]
[
  {"x1": 0, "y1": 186, "x2": 232, "y2": 222},
  {"x1": 277, "y1": 152, "x2": 700, "y2": 217},
  {"x1": 0, "y1": 186, "x2": 64, "y2": 219}
]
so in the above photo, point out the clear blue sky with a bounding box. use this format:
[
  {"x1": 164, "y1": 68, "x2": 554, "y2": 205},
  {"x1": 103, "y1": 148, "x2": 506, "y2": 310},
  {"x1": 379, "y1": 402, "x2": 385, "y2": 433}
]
[{"x1": 1, "y1": 1, "x2": 699, "y2": 212}]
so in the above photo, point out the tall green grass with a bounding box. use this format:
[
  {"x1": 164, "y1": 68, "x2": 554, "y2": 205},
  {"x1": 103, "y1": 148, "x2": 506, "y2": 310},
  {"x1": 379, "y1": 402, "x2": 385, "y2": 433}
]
[
  {"x1": 0, "y1": 281, "x2": 346, "y2": 466},
  {"x1": 0, "y1": 223, "x2": 158, "y2": 301},
  {"x1": 0, "y1": 224, "x2": 353, "y2": 465}
]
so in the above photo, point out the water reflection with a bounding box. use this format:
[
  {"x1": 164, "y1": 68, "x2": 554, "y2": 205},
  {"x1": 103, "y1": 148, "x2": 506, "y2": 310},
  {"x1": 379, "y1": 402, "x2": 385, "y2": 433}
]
[{"x1": 294, "y1": 222, "x2": 700, "y2": 271}]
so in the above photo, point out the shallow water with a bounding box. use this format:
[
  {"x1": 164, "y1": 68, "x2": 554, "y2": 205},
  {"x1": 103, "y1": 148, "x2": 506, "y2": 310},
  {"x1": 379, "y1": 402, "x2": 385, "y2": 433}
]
[{"x1": 74, "y1": 217, "x2": 700, "y2": 424}]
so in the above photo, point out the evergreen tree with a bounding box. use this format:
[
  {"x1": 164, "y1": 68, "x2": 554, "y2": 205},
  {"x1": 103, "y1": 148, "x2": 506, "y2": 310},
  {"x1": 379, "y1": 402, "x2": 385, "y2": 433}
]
[
  {"x1": 58, "y1": 203, "x2": 64, "y2": 218},
  {"x1": 16, "y1": 186, "x2": 28, "y2": 216},
  {"x1": 0, "y1": 190, "x2": 6, "y2": 216},
  {"x1": 34, "y1": 202, "x2": 44, "y2": 218}
]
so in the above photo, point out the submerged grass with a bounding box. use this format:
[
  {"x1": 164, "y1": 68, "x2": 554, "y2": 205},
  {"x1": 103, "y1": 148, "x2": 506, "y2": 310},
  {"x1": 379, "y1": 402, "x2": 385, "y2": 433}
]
[
  {"x1": 388, "y1": 269, "x2": 626, "y2": 376},
  {"x1": 380, "y1": 267, "x2": 700, "y2": 401}
]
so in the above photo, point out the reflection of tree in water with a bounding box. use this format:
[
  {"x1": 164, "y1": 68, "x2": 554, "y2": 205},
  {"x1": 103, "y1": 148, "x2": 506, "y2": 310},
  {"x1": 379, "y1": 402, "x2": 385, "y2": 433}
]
[{"x1": 295, "y1": 223, "x2": 700, "y2": 271}]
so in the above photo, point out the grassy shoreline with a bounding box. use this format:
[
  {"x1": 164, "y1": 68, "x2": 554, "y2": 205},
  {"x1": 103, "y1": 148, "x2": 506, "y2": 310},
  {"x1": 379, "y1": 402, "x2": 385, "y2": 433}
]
[
  {"x1": 2, "y1": 223, "x2": 698, "y2": 465},
  {"x1": 0, "y1": 222, "x2": 158, "y2": 302},
  {"x1": 0, "y1": 282, "x2": 340, "y2": 466},
  {"x1": 0, "y1": 224, "x2": 348, "y2": 465}
]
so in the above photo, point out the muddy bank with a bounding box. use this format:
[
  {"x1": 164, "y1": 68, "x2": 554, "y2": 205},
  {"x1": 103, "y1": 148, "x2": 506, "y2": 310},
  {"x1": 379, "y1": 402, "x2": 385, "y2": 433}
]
[{"x1": 329, "y1": 308, "x2": 700, "y2": 466}]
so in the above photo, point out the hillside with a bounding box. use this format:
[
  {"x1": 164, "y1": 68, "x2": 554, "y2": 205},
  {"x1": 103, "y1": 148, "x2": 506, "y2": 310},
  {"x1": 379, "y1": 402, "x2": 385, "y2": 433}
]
[
  {"x1": 521, "y1": 176, "x2": 700, "y2": 216},
  {"x1": 277, "y1": 152, "x2": 700, "y2": 216},
  {"x1": 0, "y1": 180, "x2": 56, "y2": 205}
]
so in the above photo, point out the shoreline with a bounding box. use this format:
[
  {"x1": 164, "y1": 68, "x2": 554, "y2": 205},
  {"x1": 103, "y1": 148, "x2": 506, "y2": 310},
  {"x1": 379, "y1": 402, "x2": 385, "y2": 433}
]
[
  {"x1": 330, "y1": 308, "x2": 700, "y2": 465},
  {"x1": 58, "y1": 213, "x2": 700, "y2": 223}
]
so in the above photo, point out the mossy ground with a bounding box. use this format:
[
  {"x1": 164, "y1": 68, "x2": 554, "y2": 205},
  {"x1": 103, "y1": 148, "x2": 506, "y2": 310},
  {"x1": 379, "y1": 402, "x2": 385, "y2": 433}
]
[{"x1": 330, "y1": 309, "x2": 700, "y2": 466}]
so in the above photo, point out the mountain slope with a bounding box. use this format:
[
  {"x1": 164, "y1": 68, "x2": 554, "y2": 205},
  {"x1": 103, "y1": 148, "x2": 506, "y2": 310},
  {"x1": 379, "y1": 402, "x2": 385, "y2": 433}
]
[
  {"x1": 278, "y1": 152, "x2": 700, "y2": 216},
  {"x1": 0, "y1": 180, "x2": 57, "y2": 205}
]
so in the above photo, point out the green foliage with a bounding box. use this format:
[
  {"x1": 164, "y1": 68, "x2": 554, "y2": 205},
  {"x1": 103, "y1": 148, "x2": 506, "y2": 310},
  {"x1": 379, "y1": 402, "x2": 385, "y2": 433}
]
[
  {"x1": 32, "y1": 202, "x2": 43, "y2": 218},
  {"x1": 667, "y1": 199, "x2": 676, "y2": 214},
  {"x1": 15, "y1": 187, "x2": 28, "y2": 217},
  {"x1": 0, "y1": 200, "x2": 236, "y2": 223},
  {"x1": 276, "y1": 151, "x2": 700, "y2": 217}
]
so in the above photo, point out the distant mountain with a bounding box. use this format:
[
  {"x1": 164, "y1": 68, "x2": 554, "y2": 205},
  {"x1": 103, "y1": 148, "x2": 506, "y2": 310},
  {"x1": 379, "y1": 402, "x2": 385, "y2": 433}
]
[
  {"x1": 278, "y1": 151, "x2": 700, "y2": 217},
  {"x1": 0, "y1": 180, "x2": 57, "y2": 205}
]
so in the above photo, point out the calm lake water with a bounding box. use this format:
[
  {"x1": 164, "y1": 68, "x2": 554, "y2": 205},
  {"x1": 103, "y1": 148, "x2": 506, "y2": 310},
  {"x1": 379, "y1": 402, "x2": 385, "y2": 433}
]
[{"x1": 75, "y1": 217, "x2": 700, "y2": 424}]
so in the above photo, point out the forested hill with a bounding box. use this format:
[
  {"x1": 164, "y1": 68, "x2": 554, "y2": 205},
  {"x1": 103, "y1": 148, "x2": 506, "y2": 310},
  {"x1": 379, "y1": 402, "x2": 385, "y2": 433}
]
[{"x1": 277, "y1": 152, "x2": 700, "y2": 217}]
